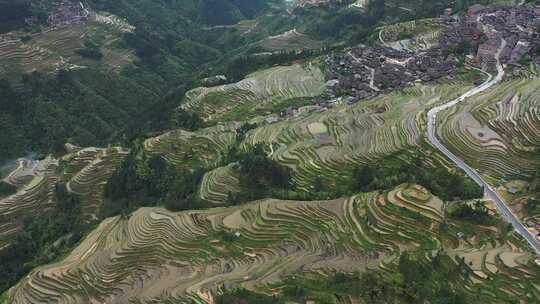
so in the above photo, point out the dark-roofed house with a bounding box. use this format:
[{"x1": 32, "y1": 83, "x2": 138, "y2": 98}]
[
  {"x1": 468, "y1": 4, "x2": 486, "y2": 17},
  {"x1": 508, "y1": 186, "x2": 520, "y2": 195}
]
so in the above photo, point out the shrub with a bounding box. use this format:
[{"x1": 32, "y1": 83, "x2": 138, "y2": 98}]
[
  {"x1": 449, "y1": 201, "x2": 497, "y2": 226},
  {"x1": 349, "y1": 154, "x2": 483, "y2": 201},
  {"x1": 227, "y1": 144, "x2": 292, "y2": 203},
  {"x1": 76, "y1": 41, "x2": 103, "y2": 60},
  {"x1": 0, "y1": 181, "x2": 16, "y2": 197}
]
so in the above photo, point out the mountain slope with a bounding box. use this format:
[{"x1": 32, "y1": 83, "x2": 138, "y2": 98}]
[
  {"x1": 181, "y1": 63, "x2": 326, "y2": 122},
  {"x1": 0, "y1": 0, "x2": 279, "y2": 163},
  {"x1": 2, "y1": 1, "x2": 540, "y2": 303},
  {"x1": 8, "y1": 184, "x2": 540, "y2": 303}
]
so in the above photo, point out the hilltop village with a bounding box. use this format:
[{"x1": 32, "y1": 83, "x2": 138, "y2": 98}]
[
  {"x1": 21, "y1": 1, "x2": 90, "y2": 30},
  {"x1": 0, "y1": 1, "x2": 132, "y2": 41},
  {"x1": 324, "y1": 4, "x2": 540, "y2": 102},
  {"x1": 256, "y1": 3, "x2": 540, "y2": 124}
]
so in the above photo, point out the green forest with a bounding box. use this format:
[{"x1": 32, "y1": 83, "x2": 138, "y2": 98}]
[
  {"x1": 348, "y1": 155, "x2": 483, "y2": 201},
  {"x1": 217, "y1": 251, "x2": 477, "y2": 304},
  {"x1": 0, "y1": 0, "x2": 278, "y2": 163},
  {"x1": 102, "y1": 142, "x2": 294, "y2": 217},
  {"x1": 0, "y1": 0, "x2": 486, "y2": 163},
  {"x1": 0, "y1": 0, "x2": 34, "y2": 33}
]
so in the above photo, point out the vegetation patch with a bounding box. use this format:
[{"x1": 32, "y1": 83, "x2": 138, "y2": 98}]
[
  {"x1": 449, "y1": 201, "x2": 497, "y2": 226},
  {"x1": 0, "y1": 181, "x2": 16, "y2": 198},
  {"x1": 0, "y1": 183, "x2": 85, "y2": 293},
  {"x1": 217, "y1": 251, "x2": 485, "y2": 304},
  {"x1": 226, "y1": 144, "x2": 293, "y2": 204},
  {"x1": 104, "y1": 145, "x2": 206, "y2": 216},
  {"x1": 349, "y1": 154, "x2": 483, "y2": 201},
  {"x1": 75, "y1": 40, "x2": 103, "y2": 60}
]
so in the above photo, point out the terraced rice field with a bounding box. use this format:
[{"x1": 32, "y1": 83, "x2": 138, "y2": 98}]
[
  {"x1": 378, "y1": 18, "x2": 447, "y2": 52},
  {"x1": 199, "y1": 163, "x2": 240, "y2": 204},
  {"x1": 180, "y1": 64, "x2": 326, "y2": 121},
  {"x1": 62, "y1": 146, "x2": 129, "y2": 220},
  {"x1": 258, "y1": 29, "x2": 323, "y2": 51},
  {"x1": 0, "y1": 157, "x2": 59, "y2": 250},
  {"x1": 153, "y1": 82, "x2": 473, "y2": 199},
  {"x1": 2, "y1": 159, "x2": 41, "y2": 187},
  {"x1": 7, "y1": 183, "x2": 538, "y2": 303},
  {"x1": 0, "y1": 36, "x2": 52, "y2": 74},
  {"x1": 143, "y1": 124, "x2": 238, "y2": 170},
  {"x1": 0, "y1": 146, "x2": 128, "y2": 250},
  {"x1": 93, "y1": 12, "x2": 135, "y2": 33},
  {"x1": 240, "y1": 83, "x2": 472, "y2": 191},
  {"x1": 0, "y1": 17, "x2": 134, "y2": 76},
  {"x1": 149, "y1": 75, "x2": 539, "y2": 229},
  {"x1": 437, "y1": 77, "x2": 540, "y2": 183}
]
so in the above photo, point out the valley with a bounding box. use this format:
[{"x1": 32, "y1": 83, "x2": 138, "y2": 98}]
[{"x1": 2, "y1": 0, "x2": 540, "y2": 303}]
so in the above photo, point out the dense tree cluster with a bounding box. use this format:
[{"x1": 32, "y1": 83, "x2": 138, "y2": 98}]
[
  {"x1": 525, "y1": 150, "x2": 540, "y2": 216},
  {"x1": 0, "y1": 70, "x2": 159, "y2": 162},
  {"x1": 198, "y1": 0, "x2": 264, "y2": 26},
  {"x1": 103, "y1": 140, "x2": 294, "y2": 217},
  {"x1": 216, "y1": 289, "x2": 282, "y2": 304},
  {"x1": 0, "y1": 64, "x2": 204, "y2": 163},
  {"x1": 297, "y1": 0, "x2": 386, "y2": 44},
  {"x1": 526, "y1": 196, "x2": 540, "y2": 216},
  {"x1": 88, "y1": 0, "x2": 268, "y2": 27},
  {"x1": 85, "y1": 0, "x2": 272, "y2": 87},
  {"x1": 0, "y1": 0, "x2": 32, "y2": 33},
  {"x1": 103, "y1": 143, "x2": 206, "y2": 217},
  {"x1": 227, "y1": 145, "x2": 293, "y2": 204},
  {"x1": 104, "y1": 141, "x2": 293, "y2": 216},
  {"x1": 349, "y1": 154, "x2": 483, "y2": 201},
  {"x1": 217, "y1": 251, "x2": 473, "y2": 304},
  {"x1": 449, "y1": 200, "x2": 497, "y2": 226},
  {"x1": 0, "y1": 181, "x2": 16, "y2": 198},
  {"x1": 75, "y1": 40, "x2": 103, "y2": 60}
]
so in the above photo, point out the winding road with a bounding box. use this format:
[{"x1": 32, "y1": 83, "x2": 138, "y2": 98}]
[{"x1": 426, "y1": 39, "x2": 540, "y2": 255}]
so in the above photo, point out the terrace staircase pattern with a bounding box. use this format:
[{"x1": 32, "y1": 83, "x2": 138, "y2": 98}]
[
  {"x1": 8, "y1": 184, "x2": 539, "y2": 303},
  {"x1": 143, "y1": 124, "x2": 238, "y2": 170},
  {"x1": 199, "y1": 163, "x2": 240, "y2": 204},
  {"x1": 180, "y1": 64, "x2": 326, "y2": 121},
  {"x1": 239, "y1": 83, "x2": 470, "y2": 191},
  {"x1": 0, "y1": 146, "x2": 127, "y2": 250},
  {"x1": 0, "y1": 157, "x2": 59, "y2": 250},
  {"x1": 427, "y1": 39, "x2": 540, "y2": 255}
]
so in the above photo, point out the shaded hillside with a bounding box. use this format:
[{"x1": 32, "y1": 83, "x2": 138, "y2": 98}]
[
  {"x1": 0, "y1": 69, "x2": 157, "y2": 161},
  {"x1": 198, "y1": 0, "x2": 268, "y2": 25},
  {"x1": 0, "y1": 0, "x2": 33, "y2": 33},
  {"x1": 89, "y1": 0, "x2": 269, "y2": 26},
  {"x1": 0, "y1": 0, "x2": 278, "y2": 162}
]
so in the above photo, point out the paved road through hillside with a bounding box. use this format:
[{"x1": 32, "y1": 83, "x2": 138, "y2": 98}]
[{"x1": 426, "y1": 39, "x2": 540, "y2": 255}]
